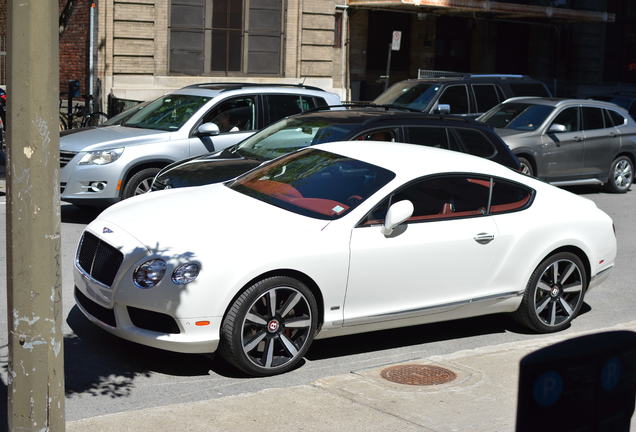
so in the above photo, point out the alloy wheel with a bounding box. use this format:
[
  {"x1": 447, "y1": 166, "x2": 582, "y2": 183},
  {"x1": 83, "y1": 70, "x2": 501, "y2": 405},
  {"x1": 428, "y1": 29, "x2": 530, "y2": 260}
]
[
  {"x1": 613, "y1": 159, "x2": 633, "y2": 190},
  {"x1": 533, "y1": 259, "x2": 583, "y2": 327},
  {"x1": 134, "y1": 178, "x2": 153, "y2": 195},
  {"x1": 241, "y1": 286, "x2": 313, "y2": 369}
]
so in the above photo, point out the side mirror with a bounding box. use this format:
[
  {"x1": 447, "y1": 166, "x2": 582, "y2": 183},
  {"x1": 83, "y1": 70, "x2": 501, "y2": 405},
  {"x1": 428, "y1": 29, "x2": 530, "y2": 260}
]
[
  {"x1": 434, "y1": 104, "x2": 451, "y2": 115},
  {"x1": 548, "y1": 123, "x2": 567, "y2": 133},
  {"x1": 197, "y1": 122, "x2": 221, "y2": 136},
  {"x1": 383, "y1": 200, "x2": 414, "y2": 236}
]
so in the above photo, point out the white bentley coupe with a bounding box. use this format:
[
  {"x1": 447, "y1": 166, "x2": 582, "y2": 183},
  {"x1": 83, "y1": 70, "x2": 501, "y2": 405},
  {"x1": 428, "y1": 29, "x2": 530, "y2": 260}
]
[{"x1": 74, "y1": 141, "x2": 616, "y2": 376}]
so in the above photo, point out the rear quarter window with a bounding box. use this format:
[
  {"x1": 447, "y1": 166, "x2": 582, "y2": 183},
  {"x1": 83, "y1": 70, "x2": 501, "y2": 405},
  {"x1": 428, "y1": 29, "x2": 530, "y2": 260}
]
[
  {"x1": 489, "y1": 179, "x2": 533, "y2": 214},
  {"x1": 454, "y1": 128, "x2": 497, "y2": 159},
  {"x1": 508, "y1": 83, "x2": 550, "y2": 97}
]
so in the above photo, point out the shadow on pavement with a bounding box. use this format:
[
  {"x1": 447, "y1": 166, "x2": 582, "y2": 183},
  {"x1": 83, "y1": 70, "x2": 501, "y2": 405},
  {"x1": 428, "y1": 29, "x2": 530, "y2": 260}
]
[
  {"x1": 61, "y1": 203, "x2": 103, "y2": 225},
  {"x1": 65, "y1": 307, "x2": 214, "y2": 397},
  {"x1": 307, "y1": 303, "x2": 592, "y2": 361},
  {"x1": 0, "y1": 350, "x2": 6, "y2": 432}
]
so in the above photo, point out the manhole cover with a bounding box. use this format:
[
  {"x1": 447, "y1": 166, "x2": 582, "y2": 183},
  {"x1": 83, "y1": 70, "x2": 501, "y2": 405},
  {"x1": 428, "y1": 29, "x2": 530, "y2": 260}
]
[{"x1": 380, "y1": 364, "x2": 457, "y2": 386}]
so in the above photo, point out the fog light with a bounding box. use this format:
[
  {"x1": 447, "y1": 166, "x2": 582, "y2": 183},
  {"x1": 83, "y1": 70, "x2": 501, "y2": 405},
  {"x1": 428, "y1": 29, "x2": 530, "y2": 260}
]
[{"x1": 88, "y1": 181, "x2": 107, "y2": 192}]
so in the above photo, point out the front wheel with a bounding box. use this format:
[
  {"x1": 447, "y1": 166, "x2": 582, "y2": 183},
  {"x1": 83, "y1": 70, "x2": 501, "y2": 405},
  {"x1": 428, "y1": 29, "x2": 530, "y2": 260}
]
[
  {"x1": 220, "y1": 276, "x2": 318, "y2": 376},
  {"x1": 517, "y1": 156, "x2": 534, "y2": 177},
  {"x1": 605, "y1": 155, "x2": 633, "y2": 193},
  {"x1": 121, "y1": 167, "x2": 161, "y2": 199},
  {"x1": 514, "y1": 252, "x2": 586, "y2": 333}
]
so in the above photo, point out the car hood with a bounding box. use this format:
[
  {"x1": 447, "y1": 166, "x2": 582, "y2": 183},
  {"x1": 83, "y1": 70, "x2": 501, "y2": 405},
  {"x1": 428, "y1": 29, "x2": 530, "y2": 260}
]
[
  {"x1": 155, "y1": 152, "x2": 262, "y2": 188},
  {"x1": 95, "y1": 183, "x2": 330, "y2": 253},
  {"x1": 60, "y1": 125, "x2": 171, "y2": 152}
]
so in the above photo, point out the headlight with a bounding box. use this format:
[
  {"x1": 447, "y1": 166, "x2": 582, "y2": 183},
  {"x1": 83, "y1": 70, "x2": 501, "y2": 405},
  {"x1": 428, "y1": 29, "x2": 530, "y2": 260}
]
[
  {"x1": 171, "y1": 263, "x2": 200, "y2": 285},
  {"x1": 79, "y1": 148, "x2": 124, "y2": 165},
  {"x1": 133, "y1": 259, "x2": 167, "y2": 289}
]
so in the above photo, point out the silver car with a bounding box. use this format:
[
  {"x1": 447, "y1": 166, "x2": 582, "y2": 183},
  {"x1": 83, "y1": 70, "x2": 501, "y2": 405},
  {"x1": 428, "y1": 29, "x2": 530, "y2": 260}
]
[
  {"x1": 479, "y1": 97, "x2": 636, "y2": 193},
  {"x1": 59, "y1": 83, "x2": 340, "y2": 207}
]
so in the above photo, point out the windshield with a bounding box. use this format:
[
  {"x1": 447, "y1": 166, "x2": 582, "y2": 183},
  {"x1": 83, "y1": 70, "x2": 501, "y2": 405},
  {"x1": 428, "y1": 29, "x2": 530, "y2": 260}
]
[
  {"x1": 236, "y1": 117, "x2": 362, "y2": 160},
  {"x1": 103, "y1": 101, "x2": 152, "y2": 126},
  {"x1": 229, "y1": 148, "x2": 395, "y2": 220},
  {"x1": 479, "y1": 103, "x2": 554, "y2": 131},
  {"x1": 373, "y1": 82, "x2": 440, "y2": 111},
  {"x1": 122, "y1": 94, "x2": 211, "y2": 131}
]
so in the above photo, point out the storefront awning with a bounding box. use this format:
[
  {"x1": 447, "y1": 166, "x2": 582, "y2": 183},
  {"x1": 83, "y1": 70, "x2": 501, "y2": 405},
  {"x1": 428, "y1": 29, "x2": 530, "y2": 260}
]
[{"x1": 347, "y1": 0, "x2": 615, "y2": 23}]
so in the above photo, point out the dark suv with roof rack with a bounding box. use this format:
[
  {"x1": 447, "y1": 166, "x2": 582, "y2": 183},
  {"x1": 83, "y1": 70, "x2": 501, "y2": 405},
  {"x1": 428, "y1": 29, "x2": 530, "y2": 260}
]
[
  {"x1": 151, "y1": 105, "x2": 520, "y2": 191},
  {"x1": 374, "y1": 74, "x2": 551, "y2": 118},
  {"x1": 59, "y1": 82, "x2": 340, "y2": 207}
]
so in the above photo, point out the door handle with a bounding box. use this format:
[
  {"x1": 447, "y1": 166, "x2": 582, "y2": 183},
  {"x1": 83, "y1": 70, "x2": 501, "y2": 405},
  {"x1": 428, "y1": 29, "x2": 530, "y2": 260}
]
[{"x1": 474, "y1": 232, "x2": 495, "y2": 244}]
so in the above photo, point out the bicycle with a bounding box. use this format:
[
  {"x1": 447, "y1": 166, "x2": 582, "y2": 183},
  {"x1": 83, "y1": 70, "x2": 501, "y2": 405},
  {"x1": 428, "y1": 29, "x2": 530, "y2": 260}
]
[{"x1": 59, "y1": 94, "x2": 109, "y2": 130}]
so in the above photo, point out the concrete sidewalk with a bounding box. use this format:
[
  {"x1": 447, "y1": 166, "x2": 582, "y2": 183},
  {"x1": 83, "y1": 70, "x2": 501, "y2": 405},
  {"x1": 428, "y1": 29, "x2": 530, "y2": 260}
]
[{"x1": 67, "y1": 321, "x2": 636, "y2": 432}]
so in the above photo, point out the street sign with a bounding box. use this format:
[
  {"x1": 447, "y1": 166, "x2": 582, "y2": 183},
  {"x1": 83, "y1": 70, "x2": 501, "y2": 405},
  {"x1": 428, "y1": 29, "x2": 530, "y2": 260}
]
[{"x1": 391, "y1": 31, "x2": 402, "y2": 51}]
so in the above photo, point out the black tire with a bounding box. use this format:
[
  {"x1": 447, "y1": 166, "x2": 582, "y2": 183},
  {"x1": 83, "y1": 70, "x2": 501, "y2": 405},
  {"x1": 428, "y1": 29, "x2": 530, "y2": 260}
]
[
  {"x1": 605, "y1": 155, "x2": 633, "y2": 193},
  {"x1": 121, "y1": 167, "x2": 161, "y2": 199},
  {"x1": 84, "y1": 111, "x2": 109, "y2": 127},
  {"x1": 514, "y1": 252, "x2": 586, "y2": 333},
  {"x1": 517, "y1": 156, "x2": 534, "y2": 177},
  {"x1": 59, "y1": 114, "x2": 68, "y2": 131},
  {"x1": 220, "y1": 276, "x2": 318, "y2": 376}
]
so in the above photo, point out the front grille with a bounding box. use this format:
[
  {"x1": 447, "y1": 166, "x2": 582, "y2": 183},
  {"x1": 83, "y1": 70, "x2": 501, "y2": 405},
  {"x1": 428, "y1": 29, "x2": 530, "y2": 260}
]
[
  {"x1": 77, "y1": 231, "x2": 123, "y2": 287},
  {"x1": 60, "y1": 182, "x2": 66, "y2": 194},
  {"x1": 60, "y1": 151, "x2": 77, "y2": 168},
  {"x1": 75, "y1": 287, "x2": 116, "y2": 327},
  {"x1": 128, "y1": 307, "x2": 181, "y2": 334}
]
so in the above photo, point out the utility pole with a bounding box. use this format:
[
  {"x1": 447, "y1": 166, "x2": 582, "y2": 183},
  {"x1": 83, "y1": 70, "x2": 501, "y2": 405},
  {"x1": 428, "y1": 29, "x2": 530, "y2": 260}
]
[{"x1": 6, "y1": 1, "x2": 65, "y2": 431}]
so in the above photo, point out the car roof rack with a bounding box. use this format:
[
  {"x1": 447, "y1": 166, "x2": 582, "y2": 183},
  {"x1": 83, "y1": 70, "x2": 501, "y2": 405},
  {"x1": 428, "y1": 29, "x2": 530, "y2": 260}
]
[
  {"x1": 416, "y1": 69, "x2": 531, "y2": 80},
  {"x1": 306, "y1": 103, "x2": 423, "y2": 113},
  {"x1": 184, "y1": 82, "x2": 326, "y2": 92}
]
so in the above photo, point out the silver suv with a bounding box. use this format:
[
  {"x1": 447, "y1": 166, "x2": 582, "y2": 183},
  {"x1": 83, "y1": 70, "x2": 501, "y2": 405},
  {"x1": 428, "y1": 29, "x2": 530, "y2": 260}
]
[
  {"x1": 479, "y1": 97, "x2": 636, "y2": 193},
  {"x1": 59, "y1": 83, "x2": 340, "y2": 207}
]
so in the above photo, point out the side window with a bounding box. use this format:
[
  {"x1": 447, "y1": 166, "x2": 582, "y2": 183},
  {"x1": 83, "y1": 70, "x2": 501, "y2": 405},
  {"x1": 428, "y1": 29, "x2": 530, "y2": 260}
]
[
  {"x1": 582, "y1": 107, "x2": 605, "y2": 130},
  {"x1": 313, "y1": 97, "x2": 329, "y2": 108},
  {"x1": 405, "y1": 127, "x2": 453, "y2": 150},
  {"x1": 354, "y1": 128, "x2": 398, "y2": 142},
  {"x1": 489, "y1": 180, "x2": 532, "y2": 214},
  {"x1": 551, "y1": 107, "x2": 579, "y2": 132},
  {"x1": 362, "y1": 176, "x2": 490, "y2": 225},
  {"x1": 266, "y1": 94, "x2": 315, "y2": 124},
  {"x1": 454, "y1": 128, "x2": 497, "y2": 158},
  {"x1": 607, "y1": 109, "x2": 626, "y2": 127},
  {"x1": 472, "y1": 84, "x2": 500, "y2": 113},
  {"x1": 437, "y1": 85, "x2": 469, "y2": 114},
  {"x1": 203, "y1": 96, "x2": 256, "y2": 133}
]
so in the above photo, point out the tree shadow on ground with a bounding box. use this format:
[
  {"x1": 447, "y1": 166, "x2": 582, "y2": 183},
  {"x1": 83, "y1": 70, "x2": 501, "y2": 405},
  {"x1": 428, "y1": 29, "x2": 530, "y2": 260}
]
[{"x1": 307, "y1": 303, "x2": 592, "y2": 361}]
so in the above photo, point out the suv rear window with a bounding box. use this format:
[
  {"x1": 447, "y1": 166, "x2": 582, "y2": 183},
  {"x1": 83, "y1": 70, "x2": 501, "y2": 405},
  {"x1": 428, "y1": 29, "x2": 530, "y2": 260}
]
[
  {"x1": 454, "y1": 128, "x2": 496, "y2": 158},
  {"x1": 508, "y1": 83, "x2": 550, "y2": 97}
]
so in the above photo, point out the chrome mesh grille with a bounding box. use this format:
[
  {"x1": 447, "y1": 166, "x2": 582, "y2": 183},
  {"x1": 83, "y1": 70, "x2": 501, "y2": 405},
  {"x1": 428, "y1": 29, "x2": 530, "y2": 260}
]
[{"x1": 77, "y1": 232, "x2": 123, "y2": 287}]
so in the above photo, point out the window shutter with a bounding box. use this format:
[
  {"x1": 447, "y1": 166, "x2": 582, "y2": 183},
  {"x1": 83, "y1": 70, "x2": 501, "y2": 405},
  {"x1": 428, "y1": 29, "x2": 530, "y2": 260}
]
[{"x1": 247, "y1": 0, "x2": 282, "y2": 74}]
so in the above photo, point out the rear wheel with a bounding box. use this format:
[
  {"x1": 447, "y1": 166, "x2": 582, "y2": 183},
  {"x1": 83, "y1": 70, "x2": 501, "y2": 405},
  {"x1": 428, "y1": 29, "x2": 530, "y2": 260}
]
[
  {"x1": 514, "y1": 252, "x2": 586, "y2": 333},
  {"x1": 605, "y1": 155, "x2": 633, "y2": 193},
  {"x1": 121, "y1": 167, "x2": 161, "y2": 199},
  {"x1": 220, "y1": 276, "x2": 318, "y2": 376}
]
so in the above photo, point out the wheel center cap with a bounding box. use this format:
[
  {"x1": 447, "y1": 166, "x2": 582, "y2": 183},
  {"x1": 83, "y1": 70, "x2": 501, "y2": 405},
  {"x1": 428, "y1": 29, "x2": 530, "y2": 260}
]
[
  {"x1": 550, "y1": 287, "x2": 560, "y2": 298},
  {"x1": 267, "y1": 319, "x2": 280, "y2": 333}
]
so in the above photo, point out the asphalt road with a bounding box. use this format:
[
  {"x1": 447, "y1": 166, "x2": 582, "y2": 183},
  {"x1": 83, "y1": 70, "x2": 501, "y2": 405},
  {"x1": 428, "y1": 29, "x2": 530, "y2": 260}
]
[{"x1": 1, "y1": 183, "x2": 635, "y2": 425}]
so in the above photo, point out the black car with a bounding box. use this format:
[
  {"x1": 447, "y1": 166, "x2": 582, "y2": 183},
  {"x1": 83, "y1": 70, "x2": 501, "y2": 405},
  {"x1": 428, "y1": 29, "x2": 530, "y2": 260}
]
[
  {"x1": 374, "y1": 74, "x2": 551, "y2": 117},
  {"x1": 151, "y1": 106, "x2": 520, "y2": 191}
]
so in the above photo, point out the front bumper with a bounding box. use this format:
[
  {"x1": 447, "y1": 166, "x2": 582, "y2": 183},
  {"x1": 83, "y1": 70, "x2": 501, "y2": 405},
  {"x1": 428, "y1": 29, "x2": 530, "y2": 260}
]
[
  {"x1": 73, "y1": 225, "x2": 221, "y2": 354},
  {"x1": 61, "y1": 154, "x2": 123, "y2": 204}
]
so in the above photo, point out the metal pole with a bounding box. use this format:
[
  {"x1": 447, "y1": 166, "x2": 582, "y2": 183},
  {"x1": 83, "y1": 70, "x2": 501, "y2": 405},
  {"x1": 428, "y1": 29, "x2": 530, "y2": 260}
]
[
  {"x1": 88, "y1": 1, "x2": 95, "y2": 111},
  {"x1": 383, "y1": 42, "x2": 392, "y2": 91},
  {"x1": 6, "y1": 0, "x2": 65, "y2": 431}
]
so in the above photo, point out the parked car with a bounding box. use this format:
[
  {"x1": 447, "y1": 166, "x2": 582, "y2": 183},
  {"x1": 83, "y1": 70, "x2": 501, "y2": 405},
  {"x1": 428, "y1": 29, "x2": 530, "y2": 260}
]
[
  {"x1": 588, "y1": 93, "x2": 636, "y2": 119},
  {"x1": 74, "y1": 141, "x2": 615, "y2": 376},
  {"x1": 373, "y1": 74, "x2": 551, "y2": 117},
  {"x1": 151, "y1": 105, "x2": 520, "y2": 191},
  {"x1": 478, "y1": 97, "x2": 636, "y2": 193},
  {"x1": 59, "y1": 83, "x2": 340, "y2": 207}
]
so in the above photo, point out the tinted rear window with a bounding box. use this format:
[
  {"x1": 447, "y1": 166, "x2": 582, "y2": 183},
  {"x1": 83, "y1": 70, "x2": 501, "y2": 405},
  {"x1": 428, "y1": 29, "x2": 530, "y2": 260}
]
[
  {"x1": 454, "y1": 128, "x2": 496, "y2": 158},
  {"x1": 508, "y1": 83, "x2": 550, "y2": 97}
]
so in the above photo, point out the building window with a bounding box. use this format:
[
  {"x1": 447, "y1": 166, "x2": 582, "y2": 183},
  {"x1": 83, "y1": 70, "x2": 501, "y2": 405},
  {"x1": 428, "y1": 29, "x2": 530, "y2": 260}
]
[{"x1": 169, "y1": 0, "x2": 283, "y2": 75}]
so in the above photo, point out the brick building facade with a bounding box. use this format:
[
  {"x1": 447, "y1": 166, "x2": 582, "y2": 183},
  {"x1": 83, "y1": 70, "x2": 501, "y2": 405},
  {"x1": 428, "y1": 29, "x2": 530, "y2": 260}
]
[{"x1": 0, "y1": 0, "x2": 91, "y2": 100}]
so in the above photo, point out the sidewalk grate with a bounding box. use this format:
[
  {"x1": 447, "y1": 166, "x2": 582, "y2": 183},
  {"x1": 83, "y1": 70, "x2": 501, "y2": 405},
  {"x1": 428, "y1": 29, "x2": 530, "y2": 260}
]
[{"x1": 380, "y1": 364, "x2": 457, "y2": 386}]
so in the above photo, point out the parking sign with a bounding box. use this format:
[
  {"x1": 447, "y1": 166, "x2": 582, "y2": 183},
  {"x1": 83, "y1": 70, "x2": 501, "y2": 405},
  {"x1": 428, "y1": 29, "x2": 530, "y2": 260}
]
[{"x1": 391, "y1": 31, "x2": 401, "y2": 51}]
